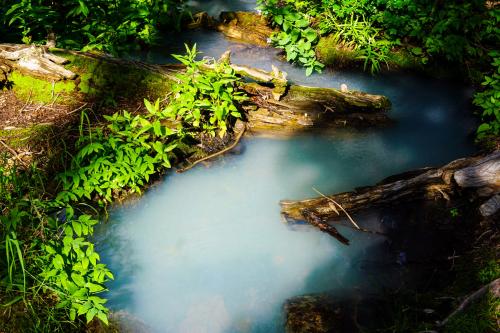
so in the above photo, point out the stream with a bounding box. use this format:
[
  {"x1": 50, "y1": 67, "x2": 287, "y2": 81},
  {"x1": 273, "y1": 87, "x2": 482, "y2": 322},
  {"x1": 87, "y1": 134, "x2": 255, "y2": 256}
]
[{"x1": 94, "y1": 1, "x2": 477, "y2": 332}]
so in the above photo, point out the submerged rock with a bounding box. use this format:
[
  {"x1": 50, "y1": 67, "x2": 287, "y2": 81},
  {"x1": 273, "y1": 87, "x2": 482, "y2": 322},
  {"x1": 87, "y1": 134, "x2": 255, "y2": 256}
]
[{"x1": 284, "y1": 294, "x2": 391, "y2": 333}]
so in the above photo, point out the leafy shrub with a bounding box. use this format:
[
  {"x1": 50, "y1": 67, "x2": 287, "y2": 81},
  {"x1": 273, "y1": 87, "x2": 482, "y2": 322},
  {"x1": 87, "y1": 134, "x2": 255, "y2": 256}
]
[
  {"x1": 58, "y1": 45, "x2": 247, "y2": 204},
  {"x1": 58, "y1": 105, "x2": 179, "y2": 205},
  {"x1": 0, "y1": 162, "x2": 114, "y2": 327},
  {"x1": 39, "y1": 205, "x2": 113, "y2": 325},
  {"x1": 170, "y1": 44, "x2": 247, "y2": 136},
  {"x1": 258, "y1": 0, "x2": 324, "y2": 76},
  {"x1": 2, "y1": 0, "x2": 188, "y2": 53},
  {"x1": 473, "y1": 51, "x2": 500, "y2": 140}
]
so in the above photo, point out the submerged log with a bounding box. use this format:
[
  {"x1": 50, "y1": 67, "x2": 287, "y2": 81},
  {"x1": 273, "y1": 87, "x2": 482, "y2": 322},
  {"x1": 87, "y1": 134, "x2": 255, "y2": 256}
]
[
  {"x1": 0, "y1": 44, "x2": 391, "y2": 136},
  {"x1": 281, "y1": 151, "x2": 500, "y2": 235}
]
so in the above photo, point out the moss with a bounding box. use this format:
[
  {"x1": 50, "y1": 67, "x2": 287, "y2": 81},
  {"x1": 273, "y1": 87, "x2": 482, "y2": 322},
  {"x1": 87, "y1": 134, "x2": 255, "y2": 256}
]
[
  {"x1": 386, "y1": 49, "x2": 423, "y2": 70},
  {"x1": 0, "y1": 124, "x2": 56, "y2": 149},
  {"x1": 52, "y1": 50, "x2": 174, "y2": 103},
  {"x1": 9, "y1": 71, "x2": 76, "y2": 104},
  {"x1": 316, "y1": 35, "x2": 360, "y2": 67},
  {"x1": 316, "y1": 35, "x2": 423, "y2": 72}
]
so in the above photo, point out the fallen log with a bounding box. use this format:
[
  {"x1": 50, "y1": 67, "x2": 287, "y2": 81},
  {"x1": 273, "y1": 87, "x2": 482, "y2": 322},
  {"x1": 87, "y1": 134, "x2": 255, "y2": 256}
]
[
  {"x1": 281, "y1": 151, "x2": 500, "y2": 235},
  {"x1": 0, "y1": 44, "x2": 391, "y2": 136}
]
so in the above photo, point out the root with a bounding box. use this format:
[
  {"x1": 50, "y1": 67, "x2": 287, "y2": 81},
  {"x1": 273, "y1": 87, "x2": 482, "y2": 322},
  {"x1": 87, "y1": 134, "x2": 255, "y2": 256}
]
[{"x1": 177, "y1": 124, "x2": 246, "y2": 173}]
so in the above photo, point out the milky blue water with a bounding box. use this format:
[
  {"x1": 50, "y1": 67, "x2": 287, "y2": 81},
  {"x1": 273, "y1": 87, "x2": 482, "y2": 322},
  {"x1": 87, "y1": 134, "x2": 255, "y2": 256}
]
[{"x1": 95, "y1": 1, "x2": 477, "y2": 331}]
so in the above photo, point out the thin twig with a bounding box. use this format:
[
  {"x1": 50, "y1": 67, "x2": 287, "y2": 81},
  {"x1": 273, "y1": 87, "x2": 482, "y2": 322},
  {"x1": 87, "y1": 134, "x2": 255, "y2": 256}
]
[
  {"x1": 50, "y1": 93, "x2": 60, "y2": 108},
  {"x1": 0, "y1": 139, "x2": 28, "y2": 167},
  {"x1": 66, "y1": 102, "x2": 88, "y2": 115},
  {"x1": 312, "y1": 187, "x2": 361, "y2": 230},
  {"x1": 19, "y1": 90, "x2": 32, "y2": 113},
  {"x1": 177, "y1": 125, "x2": 246, "y2": 173}
]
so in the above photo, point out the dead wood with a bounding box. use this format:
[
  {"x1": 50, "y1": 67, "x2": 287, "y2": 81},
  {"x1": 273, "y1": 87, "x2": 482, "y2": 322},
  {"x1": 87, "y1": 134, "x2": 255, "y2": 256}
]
[{"x1": 281, "y1": 151, "x2": 500, "y2": 235}]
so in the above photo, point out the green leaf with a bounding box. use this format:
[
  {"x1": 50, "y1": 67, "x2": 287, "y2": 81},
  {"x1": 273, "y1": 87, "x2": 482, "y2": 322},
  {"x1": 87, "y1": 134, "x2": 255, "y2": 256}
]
[
  {"x1": 303, "y1": 28, "x2": 317, "y2": 42},
  {"x1": 305, "y1": 66, "x2": 314, "y2": 77},
  {"x1": 52, "y1": 254, "x2": 64, "y2": 270},
  {"x1": 86, "y1": 308, "x2": 98, "y2": 323},
  {"x1": 71, "y1": 272, "x2": 86, "y2": 287},
  {"x1": 72, "y1": 221, "x2": 82, "y2": 237},
  {"x1": 70, "y1": 308, "x2": 76, "y2": 321},
  {"x1": 97, "y1": 311, "x2": 109, "y2": 325}
]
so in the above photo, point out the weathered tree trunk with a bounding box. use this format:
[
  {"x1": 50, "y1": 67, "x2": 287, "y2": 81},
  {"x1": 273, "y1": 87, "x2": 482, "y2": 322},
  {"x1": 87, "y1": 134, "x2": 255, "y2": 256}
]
[
  {"x1": 0, "y1": 44, "x2": 391, "y2": 136},
  {"x1": 281, "y1": 151, "x2": 500, "y2": 239},
  {"x1": 0, "y1": 44, "x2": 76, "y2": 80}
]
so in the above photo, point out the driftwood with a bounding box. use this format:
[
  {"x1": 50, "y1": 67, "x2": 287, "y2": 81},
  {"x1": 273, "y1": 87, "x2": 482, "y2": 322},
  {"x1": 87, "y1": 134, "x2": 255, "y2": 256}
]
[
  {"x1": 454, "y1": 151, "x2": 500, "y2": 196},
  {"x1": 0, "y1": 44, "x2": 76, "y2": 80},
  {"x1": 281, "y1": 151, "x2": 500, "y2": 238},
  {"x1": 479, "y1": 194, "x2": 500, "y2": 217},
  {"x1": 243, "y1": 82, "x2": 391, "y2": 134}
]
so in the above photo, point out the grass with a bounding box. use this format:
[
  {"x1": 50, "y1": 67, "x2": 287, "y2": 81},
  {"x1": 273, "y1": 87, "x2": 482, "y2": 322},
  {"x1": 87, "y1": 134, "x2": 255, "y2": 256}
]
[{"x1": 444, "y1": 294, "x2": 499, "y2": 333}]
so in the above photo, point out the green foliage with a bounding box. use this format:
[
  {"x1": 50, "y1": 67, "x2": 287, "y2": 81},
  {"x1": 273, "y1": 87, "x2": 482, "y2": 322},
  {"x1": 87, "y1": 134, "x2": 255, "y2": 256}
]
[
  {"x1": 323, "y1": 13, "x2": 393, "y2": 74},
  {"x1": 170, "y1": 44, "x2": 247, "y2": 136},
  {"x1": 449, "y1": 207, "x2": 460, "y2": 218},
  {"x1": 473, "y1": 51, "x2": 500, "y2": 140},
  {"x1": 58, "y1": 45, "x2": 247, "y2": 205},
  {"x1": 1, "y1": 0, "x2": 188, "y2": 53},
  {"x1": 258, "y1": 0, "x2": 324, "y2": 76},
  {"x1": 58, "y1": 106, "x2": 179, "y2": 205},
  {"x1": 375, "y1": 0, "x2": 498, "y2": 63},
  {"x1": 0, "y1": 161, "x2": 113, "y2": 327},
  {"x1": 477, "y1": 260, "x2": 500, "y2": 284},
  {"x1": 39, "y1": 206, "x2": 112, "y2": 325}
]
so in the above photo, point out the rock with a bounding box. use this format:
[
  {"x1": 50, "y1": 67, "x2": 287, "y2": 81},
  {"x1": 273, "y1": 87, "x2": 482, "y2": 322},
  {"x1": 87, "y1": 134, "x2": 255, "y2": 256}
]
[
  {"x1": 284, "y1": 293, "x2": 391, "y2": 333},
  {"x1": 284, "y1": 294, "x2": 358, "y2": 333}
]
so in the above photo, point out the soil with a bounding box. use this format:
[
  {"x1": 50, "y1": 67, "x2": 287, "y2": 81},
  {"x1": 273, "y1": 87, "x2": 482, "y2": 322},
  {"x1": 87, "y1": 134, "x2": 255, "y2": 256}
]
[{"x1": 0, "y1": 90, "x2": 74, "y2": 128}]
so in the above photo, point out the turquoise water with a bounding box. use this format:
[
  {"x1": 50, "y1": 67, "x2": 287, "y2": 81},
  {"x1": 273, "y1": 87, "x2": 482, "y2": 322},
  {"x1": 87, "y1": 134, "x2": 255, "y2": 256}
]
[{"x1": 95, "y1": 2, "x2": 477, "y2": 331}]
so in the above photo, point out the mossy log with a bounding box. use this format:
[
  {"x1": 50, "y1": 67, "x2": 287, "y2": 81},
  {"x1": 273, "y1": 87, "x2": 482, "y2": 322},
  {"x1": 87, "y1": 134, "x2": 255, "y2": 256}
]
[
  {"x1": 188, "y1": 11, "x2": 275, "y2": 47},
  {"x1": 0, "y1": 44, "x2": 391, "y2": 137},
  {"x1": 281, "y1": 151, "x2": 500, "y2": 239},
  {"x1": 242, "y1": 82, "x2": 391, "y2": 134}
]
